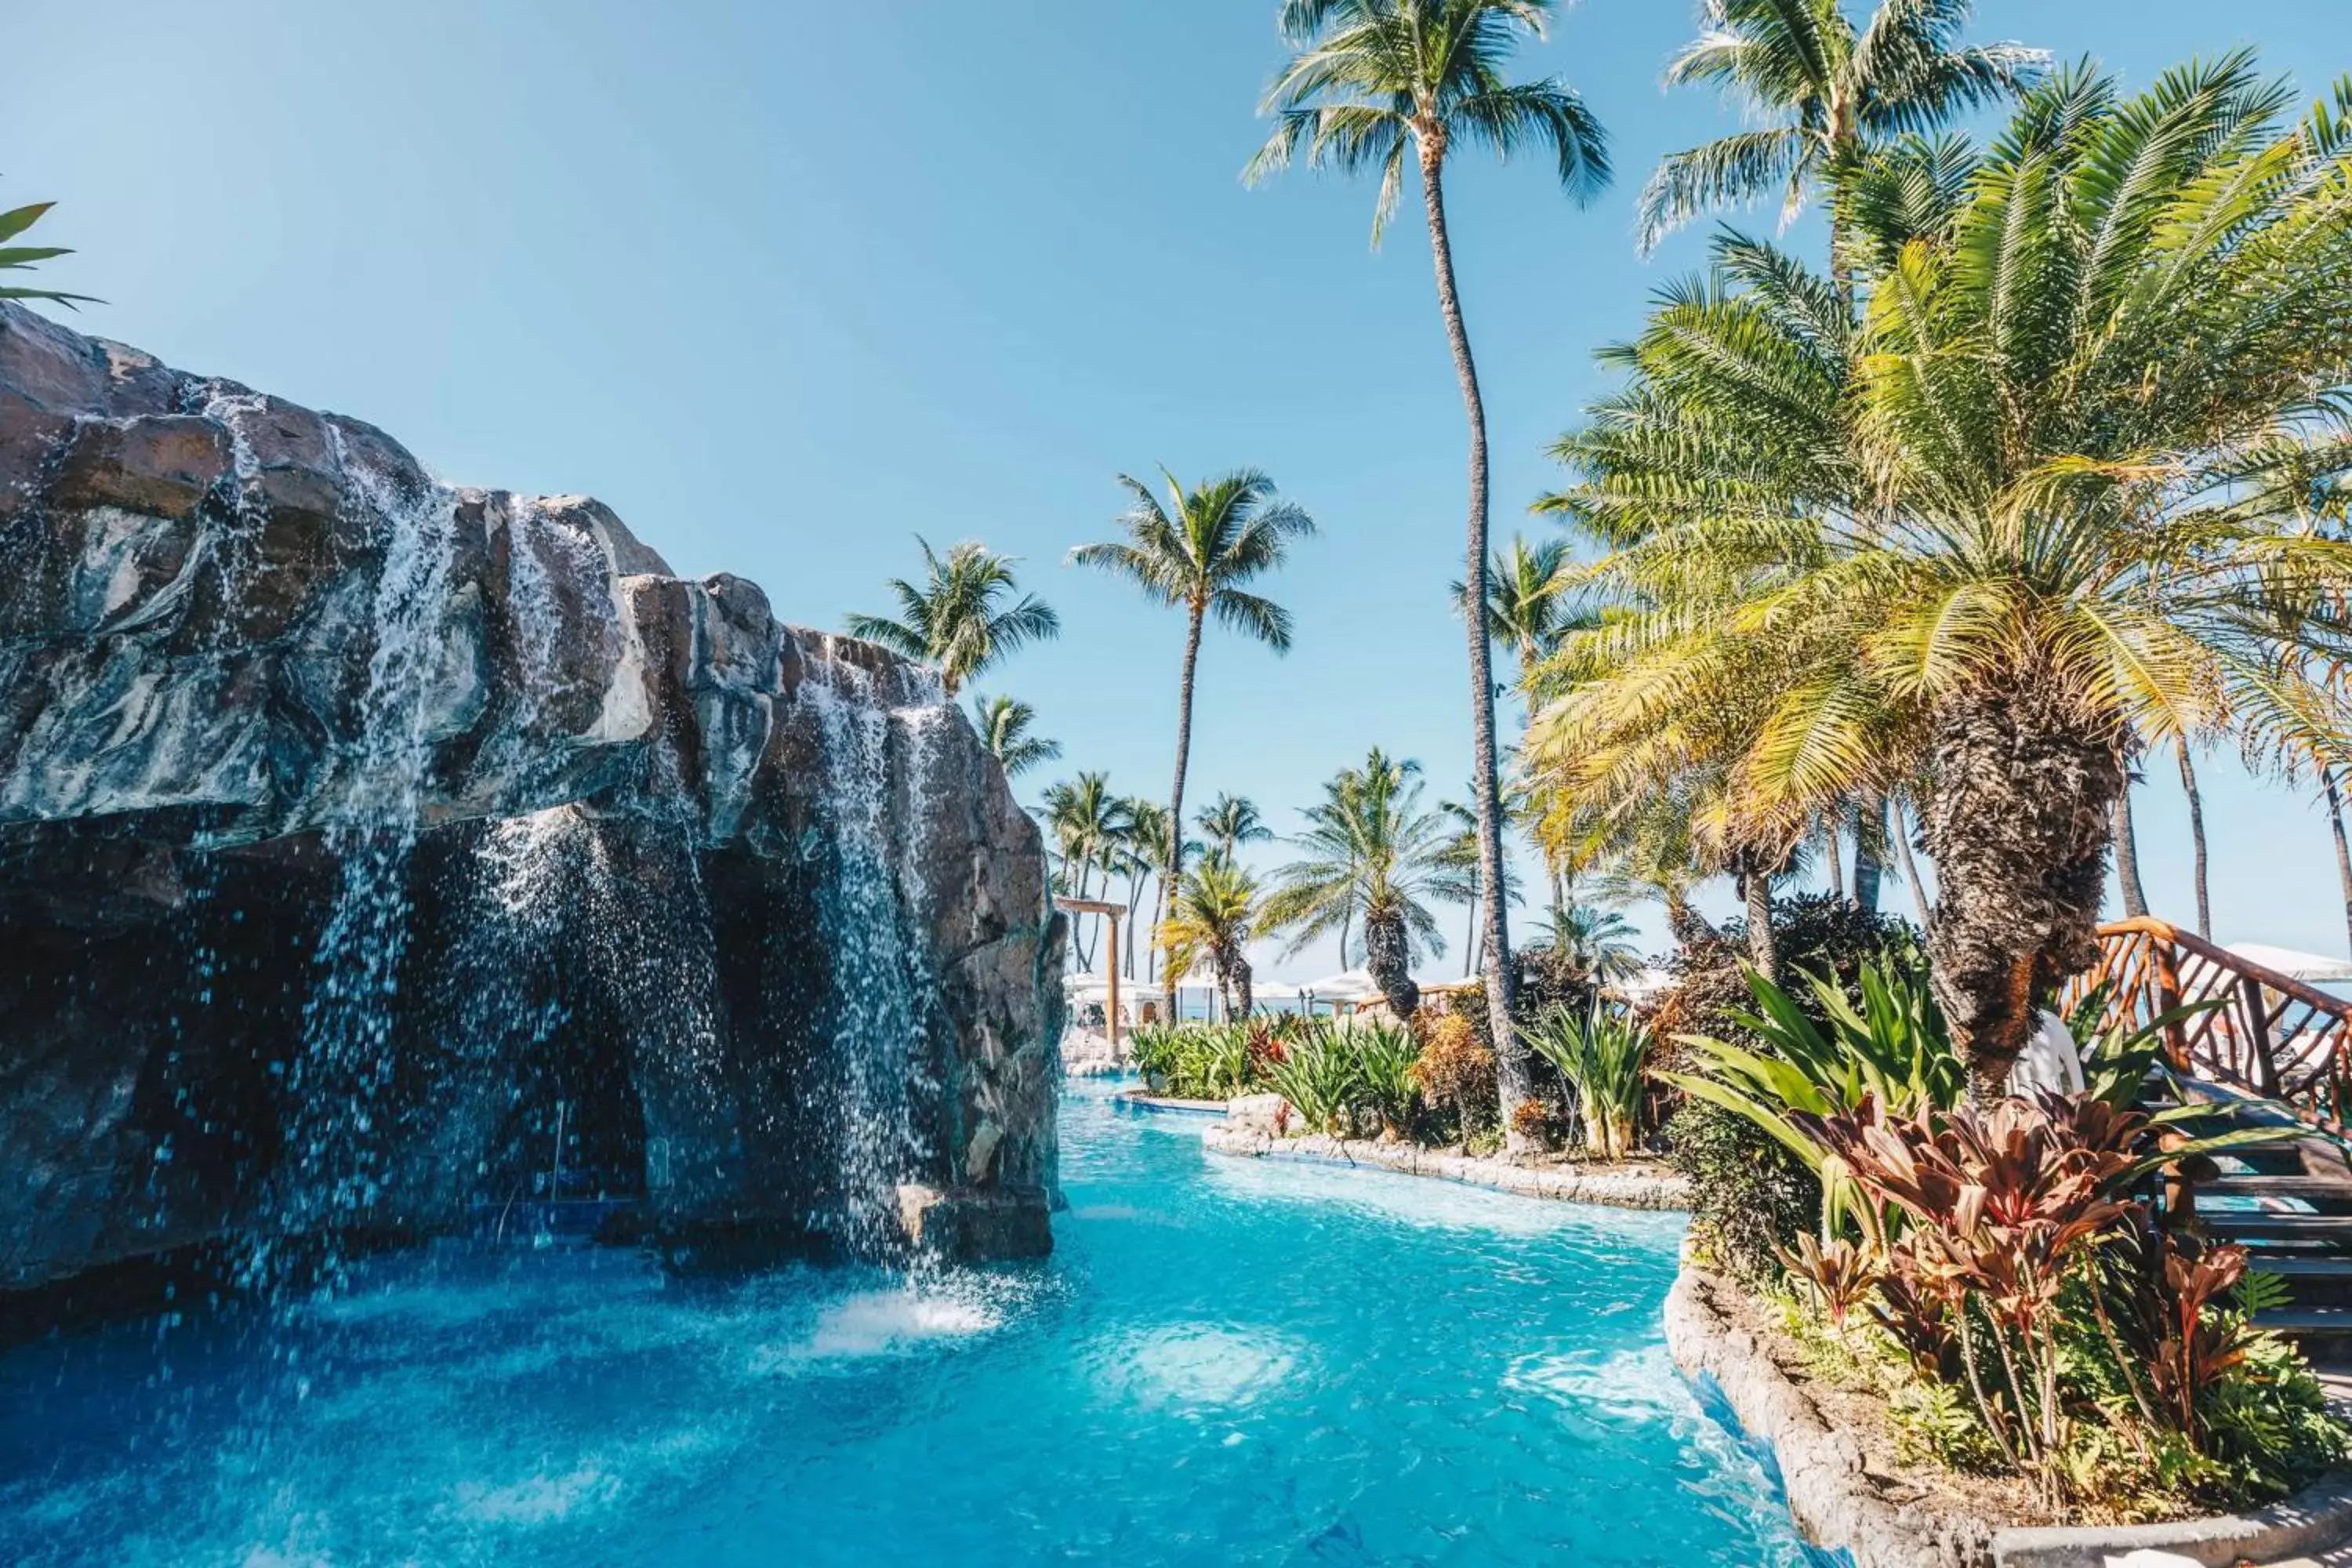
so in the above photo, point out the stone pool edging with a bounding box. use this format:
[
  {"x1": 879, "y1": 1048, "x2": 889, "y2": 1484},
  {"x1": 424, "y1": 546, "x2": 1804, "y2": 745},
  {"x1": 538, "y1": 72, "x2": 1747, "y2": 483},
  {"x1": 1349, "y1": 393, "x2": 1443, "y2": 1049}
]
[
  {"x1": 1664, "y1": 1269, "x2": 2352, "y2": 1568},
  {"x1": 1200, "y1": 1122, "x2": 1692, "y2": 1210}
]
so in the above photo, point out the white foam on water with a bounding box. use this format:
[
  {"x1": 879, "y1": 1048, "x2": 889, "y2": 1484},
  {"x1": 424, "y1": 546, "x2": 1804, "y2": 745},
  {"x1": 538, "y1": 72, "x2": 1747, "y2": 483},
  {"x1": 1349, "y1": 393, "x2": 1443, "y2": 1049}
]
[
  {"x1": 754, "y1": 1285, "x2": 1003, "y2": 1369},
  {"x1": 1504, "y1": 1344, "x2": 1687, "y2": 1421},
  {"x1": 1097, "y1": 1323, "x2": 1303, "y2": 1410},
  {"x1": 450, "y1": 1465, "x2": 622, "y2": 1526}
]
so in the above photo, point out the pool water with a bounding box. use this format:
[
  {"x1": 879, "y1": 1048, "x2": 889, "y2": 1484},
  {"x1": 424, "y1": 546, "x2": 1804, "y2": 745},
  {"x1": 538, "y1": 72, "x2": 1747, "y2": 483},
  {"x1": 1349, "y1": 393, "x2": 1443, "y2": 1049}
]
[{"x1": 0, "y1": 1082, "x2": 1813, "y2": 1566}]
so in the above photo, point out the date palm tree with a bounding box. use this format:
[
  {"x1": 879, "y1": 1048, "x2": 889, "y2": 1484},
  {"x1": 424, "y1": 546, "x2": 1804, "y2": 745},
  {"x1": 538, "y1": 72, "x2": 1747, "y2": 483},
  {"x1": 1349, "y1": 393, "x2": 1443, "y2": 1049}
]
[
  {"x1": 971, "y1": 694, "x2": 1060, "y2": 780},
  {"x1": 1160, "y1": 858, "x2": 1264, "y2": 1022},
  {"x1": 1265, "y1": 749, "x2": 1465, "y2": 1018},
  {"x1": 1638, "y1": 0, "x2": 2044, "y2": 260},
  {"x1": 0, "y1": 191, "x2": 98, "y2": 309},
  {"x1": 1069, "y1": 470, "x2": 1315, "y2": 1016},
  {"x1": 1196, "y1": 793, "x2": 1272, "y2": 866},
  {"x1": 848, "y1": 537, "x2": 1060, "y2": 697},
  {"x1": 1536, "y1": 59, "x2": 2352, "y2": 1097},
  {"x1": 1249, "y1": 0, "x2": 1609, "y2": 1142}
]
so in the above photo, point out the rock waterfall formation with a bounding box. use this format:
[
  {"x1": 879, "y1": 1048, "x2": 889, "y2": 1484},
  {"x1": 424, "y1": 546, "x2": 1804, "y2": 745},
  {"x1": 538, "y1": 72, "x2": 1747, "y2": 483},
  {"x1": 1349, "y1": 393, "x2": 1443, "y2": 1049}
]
[{"x1": 0, "y1": 303, "x2": 1065, "y2": 1314}]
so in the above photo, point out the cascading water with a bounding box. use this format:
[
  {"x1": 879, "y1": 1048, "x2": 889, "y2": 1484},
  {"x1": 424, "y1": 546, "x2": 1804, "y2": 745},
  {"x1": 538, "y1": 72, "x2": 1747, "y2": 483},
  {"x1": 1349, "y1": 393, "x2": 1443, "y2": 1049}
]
[
  {"x1": 802, "y1": 656, "x2": 947, "y2": 1247},
  {"x1": 268, "y1": 430, "x2": 460, "y2": 1277}
]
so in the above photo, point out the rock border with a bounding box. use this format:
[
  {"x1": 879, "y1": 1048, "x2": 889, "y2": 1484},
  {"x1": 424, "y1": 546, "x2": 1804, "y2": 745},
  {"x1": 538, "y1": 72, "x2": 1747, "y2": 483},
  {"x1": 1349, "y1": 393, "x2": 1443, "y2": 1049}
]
[
  {"x1": 1664, "y1": 1269, "x2": 2352, "y2": 1568},
  {"x1": 1201, "y1": 1121, "x2": 1692, "y2": 1211}
]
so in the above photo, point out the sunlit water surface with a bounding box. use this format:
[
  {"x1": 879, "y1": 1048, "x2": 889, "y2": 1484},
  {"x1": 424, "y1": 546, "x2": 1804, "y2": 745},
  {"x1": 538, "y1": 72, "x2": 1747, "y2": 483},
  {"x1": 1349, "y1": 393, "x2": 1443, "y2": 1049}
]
[{"x1": 0, "y1": 1082, "x2": 1813, "y2": 1566}]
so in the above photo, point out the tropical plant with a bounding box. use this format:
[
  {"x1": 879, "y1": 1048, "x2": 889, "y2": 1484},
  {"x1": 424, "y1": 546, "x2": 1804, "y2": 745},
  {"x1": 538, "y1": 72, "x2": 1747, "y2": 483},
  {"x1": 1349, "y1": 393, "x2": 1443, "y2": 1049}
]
[
  {"x1": 1131, "y1": 1022, "x2": 1258, "y2": 1101},
  {"x1": 1114, "y1": 799, "x2": 1181, "y2": 980},
  {"x1": 1159, "y1": 857, "x2": 1263, "y2": 1020},
  {"x1": 1536, "y1": 60, "x2": 2352, "y2": 1096},
  {"x1": 970, "y1": 693, "x2": 1060, "y2": 779},
  {"x1": 1196, "y1": 792, "x2": 1272, "y2": 866},
  {"x1": 1267, "y1": 1028, "x2": 1364, "y2": 1136},
  {"x1": 1409, "y1": 1010, "x2": 1497, "y2": 1137},
  {"x1": 1250, "y1": 0, "x2": 1610, "y2": 1145},
  {"x1": 1454, "y1": 535, "x2": 1583, "y2": 694},
  {"x1": 1533, "y1": 901, "x2": 1646, "y2": 987},
  {"x1": 1522, "y1": 1000, "x2": 1651, "y2": 1158},
  {"x1": 847, "y1": 537, "x2": 1060, "y2": 696},
  {"x1": 1070, "y1": 470, "x2": 1315, "y2": 1015},
  {"x1": 1352, "y1": 1021, "x2": 1423, "y2": 1139},
  {"x1": 1638, "y1": 0, "x2": 2045, "y2": 259},
  {"x1": 1263, "y1": 749, "x2": 1465, "y2": 1016},
  {"x1": 0, "y1": 191, "x2": 96, "y2": 309}
]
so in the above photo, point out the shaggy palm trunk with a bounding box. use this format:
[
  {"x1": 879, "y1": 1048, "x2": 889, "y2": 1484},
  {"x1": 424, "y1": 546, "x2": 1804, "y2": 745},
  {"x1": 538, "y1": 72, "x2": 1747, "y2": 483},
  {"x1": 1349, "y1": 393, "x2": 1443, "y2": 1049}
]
[
  {"x1": 1161, "y1": 605, "x2": 1206, "y2": 1018},
  {"x1": 1230, "y1": 953, "x2": 1254, "y2": 1019},
  {"x1": 1664, "y1": 892, "x2": 1716, "y2": 949},
  {"x1": 2328, "y1": 771, "x2": 2352, "y2": 955},
  {"x1": 1920, "y1": 692, "x2": 2122, "y2": 1101},
  {"x1": 1363, "y1": 907, "x2": 1420, "y2": 1020},
  {"x1": 2177, "y1": 742, "x2": 2211, "y2": 937},
  {"x1": 1417, "y1": 137, "x2": 1524, "y2": 1141},
  {"x1": 2112, "y1": 780, "x2": 2150, "y2": 919},
  {"x1": 1853, "y1": 789, "x2": 1886, "y2": 913}
]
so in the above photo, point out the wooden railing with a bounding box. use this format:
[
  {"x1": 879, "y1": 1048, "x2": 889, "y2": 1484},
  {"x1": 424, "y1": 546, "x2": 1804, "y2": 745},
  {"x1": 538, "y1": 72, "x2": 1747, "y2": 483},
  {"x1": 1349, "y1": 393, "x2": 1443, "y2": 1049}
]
[{"x1": 2066, "y1": 916, "x2": 2352, "y2": 1136}]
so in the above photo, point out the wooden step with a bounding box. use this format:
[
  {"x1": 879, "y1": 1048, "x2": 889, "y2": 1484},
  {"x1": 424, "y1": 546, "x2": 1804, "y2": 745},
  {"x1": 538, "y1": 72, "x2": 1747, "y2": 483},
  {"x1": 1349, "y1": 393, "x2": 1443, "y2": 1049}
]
[
  {"x1": 2256, "y1": 1308, "x2": 2352, "y2": 1334},
  {"x1": 2207, "y1": 1174, "x2": 2352, "y2": 1197},
  {"x1": 2203, "y1": 1212, "x2": 2352, "y2": 1239},
  {"x1": 2249, "y1": 1257, "x2": 2352, "y2": 1279}
]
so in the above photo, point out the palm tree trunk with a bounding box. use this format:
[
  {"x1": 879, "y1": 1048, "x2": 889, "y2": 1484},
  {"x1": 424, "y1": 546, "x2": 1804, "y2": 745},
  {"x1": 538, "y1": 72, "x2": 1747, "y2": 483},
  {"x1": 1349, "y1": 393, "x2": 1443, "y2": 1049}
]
[
  {"x1": 2328, "y1": 770, "x2": 2352, "y2": 955},
  {"x1": 2176, "y1": 742, "x2": 2210, "y2": 938},
  {"x1": 1821, "y1": 811, "x2": 1845, "y2": 906},
  {"x1": 1162, "y1": 605, "x2": 1206, "y2": 1017},
  {"x1": 1741, "y1": 858, "x2": 1778, "y2": 982},
  {"x1": 1463, "y1": 868, "x2": 1479, "y2": 979},
  {"x1": 1853, "y1": 788, "x2": 1886, "y2": 913},
  {"x1": 1418, "y1": 140, "x2": 1524, "y2": 1142},
  {"x1": 2113, "y1": 780, "x2": 2149, "y2": 919},
  {"x1": 1920, "y1": 692, "x2": 2122, "y2": 1102},
  {"x1": 1338, "y1": 903, "x2": 1352, "y2": 971},
  {"x1": 1073, "y1": 857, "x2": 1097, "y2": 971},
  {"x1": 1893, "y1": 798, "x2": 1933, "y2": 931}
]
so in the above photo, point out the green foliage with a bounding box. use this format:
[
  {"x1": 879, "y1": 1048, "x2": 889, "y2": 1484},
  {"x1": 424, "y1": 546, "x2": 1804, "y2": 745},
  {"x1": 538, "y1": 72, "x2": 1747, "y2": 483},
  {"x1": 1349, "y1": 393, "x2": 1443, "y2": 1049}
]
[
  {"x1": 1130, "y1": 1022, "x2": 1253, "y2": 1101},
  {"x1": 1666, "y1": 1098, "x2": 1812, "y2": 1286},
  {"x1": 1266, "y1": 1029, "x2": 1364, "y2": 1137},
  {"x1": 1521, "y1": 1000, "x2": 1651, "y2": 1158},
  {"x1": 1410, "y1": 1011, "x2": 1497, "y2": 1140},
  {"x1": 0, "y1": 196, "x2": 98, "y2": 309},
  {"x1": 847, "y1": 537, "x2": 1059, "y2": 696},
  {"x1": 1352, "y1": 1022, "x2": 1421, "y2": 1138}
]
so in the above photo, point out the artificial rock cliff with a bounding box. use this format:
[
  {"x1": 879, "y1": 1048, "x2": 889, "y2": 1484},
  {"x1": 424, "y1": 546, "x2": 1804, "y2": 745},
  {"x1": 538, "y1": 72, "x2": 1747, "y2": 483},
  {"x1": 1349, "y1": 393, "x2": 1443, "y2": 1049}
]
[{"x1": 0, "y1": 303, "x2": 1065, "y2": 1309}]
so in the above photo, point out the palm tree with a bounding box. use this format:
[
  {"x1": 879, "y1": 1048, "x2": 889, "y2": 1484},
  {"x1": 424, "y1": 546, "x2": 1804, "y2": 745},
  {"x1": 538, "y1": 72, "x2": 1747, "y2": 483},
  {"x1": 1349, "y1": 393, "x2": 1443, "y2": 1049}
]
[
  {"x1": 1533, "y1": 902, "x2": 1646, "y2": 987},
  {"x1": 1438, "y1": 793, "x2": 1520, "y2": 976},
  {"x1": 1638, "y1": 0, "x2": 2045, "y2": 261},
  {"x1": 971, "y1": 694, "x2": 1060, "y2": 779},
  {"x1": 1453, "y1": 535, "x2": 1581, "y2": 695},
  {"x1": 1160, "y1": 858, "x2": 1264, "y2": 1021},
  {"x1": 1069, "y1": 470, "x2": 1316, "y2": 1016},
  {"x1": 2112, "y1": 755, "x2": 2151, "y2": 920},
  {"x1": 1250, "y1": 0, "x2": 1610, "y2": 1144},
  {"x1": 2176, "y1": 740, "x2": 2212, "y2": 938},
  {"x1": 1040, "y1": 773, "x2": 1130, "y2": 971},
  {"x1": 1113, "y1": 799, "x2": 1186, "y2": 982},
  {"x1": 1535, "y1": 60, "x2": 2352, "y2": 1097},
  {"x1": 848, "y1": 537, "x2": 1060, "y2": 697},
  {"x1": 1264, "y1": 749, "x2": 1465, "y2": 1018},
  {"x1": 0, "y1": 191, "x2": 98, "y2": 309},
  {"x1": 2329, "y1": 772, "x2": 2352, "y2": 956},
  {"x1": 1196, "y1": 793, "x2": 1273, "y2": 866}
]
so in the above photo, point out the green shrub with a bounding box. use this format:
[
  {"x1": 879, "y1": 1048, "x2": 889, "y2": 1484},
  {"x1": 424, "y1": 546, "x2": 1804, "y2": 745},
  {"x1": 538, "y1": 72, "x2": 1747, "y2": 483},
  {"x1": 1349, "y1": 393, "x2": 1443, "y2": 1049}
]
[
  {"x1": 1351, "y1": 1022, "x2": 1421, "y2": 1139},
  {"x1": 1410, "y1": 1013, "x2": 1495, "y2": 1141},
  {"x1": 1266, "y1": 1029, "x2": 1363, "y2": 1136},
  {"x1": 1523, "y1": 1000, "x2": 1652, "y2": 1159}
]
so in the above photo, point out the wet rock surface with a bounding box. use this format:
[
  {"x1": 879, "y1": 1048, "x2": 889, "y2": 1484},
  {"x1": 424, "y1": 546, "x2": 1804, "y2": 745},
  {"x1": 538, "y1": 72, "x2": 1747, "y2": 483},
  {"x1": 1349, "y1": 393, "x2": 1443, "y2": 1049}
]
[{"x1": 0, "y1": 303, "x2": 1065, "y2": 1305}]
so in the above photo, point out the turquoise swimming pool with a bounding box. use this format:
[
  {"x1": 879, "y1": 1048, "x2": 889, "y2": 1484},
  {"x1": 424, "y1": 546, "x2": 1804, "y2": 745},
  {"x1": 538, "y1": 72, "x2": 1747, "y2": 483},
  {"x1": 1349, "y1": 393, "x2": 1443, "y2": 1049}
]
[{"x1": 0, "y1": 1081, "x2": 1813, "y2": 1566}]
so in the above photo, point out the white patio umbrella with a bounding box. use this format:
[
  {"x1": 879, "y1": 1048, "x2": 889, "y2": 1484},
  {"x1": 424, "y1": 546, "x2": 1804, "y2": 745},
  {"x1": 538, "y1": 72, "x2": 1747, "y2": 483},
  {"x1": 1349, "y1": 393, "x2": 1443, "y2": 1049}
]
[
  {"x1": 1300, "y1": 968, "x2": 1382, "y2": 1003},
  {"x1": 1249, "y1": 979, "x2": 1308, "y2": 1000},
  {"x1": 2227, "y1": 943, "x2": 2352, "y2": 984}
]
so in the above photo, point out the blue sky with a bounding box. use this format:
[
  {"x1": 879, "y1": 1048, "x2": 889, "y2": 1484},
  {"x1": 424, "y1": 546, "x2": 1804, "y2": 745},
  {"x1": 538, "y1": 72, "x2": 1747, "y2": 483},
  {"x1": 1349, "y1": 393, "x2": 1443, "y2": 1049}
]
[{"x1": 7, "y1": 2, "x2": 2350, "y2": 975}]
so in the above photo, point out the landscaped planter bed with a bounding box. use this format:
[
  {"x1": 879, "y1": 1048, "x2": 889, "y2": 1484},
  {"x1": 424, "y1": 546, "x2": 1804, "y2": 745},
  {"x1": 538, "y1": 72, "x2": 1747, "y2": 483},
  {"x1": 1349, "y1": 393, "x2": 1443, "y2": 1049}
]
[
  {"x1": 1200, "y1": 1120, "x2": 1691, "y2": 1210},
  {"x1": 1665, "y1": 1269, "x2": 2352, "y2": 1568}
]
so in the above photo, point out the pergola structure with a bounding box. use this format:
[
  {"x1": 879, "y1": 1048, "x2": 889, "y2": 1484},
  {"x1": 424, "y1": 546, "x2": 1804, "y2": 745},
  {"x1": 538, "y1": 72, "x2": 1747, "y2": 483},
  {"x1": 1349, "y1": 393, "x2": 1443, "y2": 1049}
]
[{"x1": 1056, "y1": 896, "x2": 1127, "y2": 1049}]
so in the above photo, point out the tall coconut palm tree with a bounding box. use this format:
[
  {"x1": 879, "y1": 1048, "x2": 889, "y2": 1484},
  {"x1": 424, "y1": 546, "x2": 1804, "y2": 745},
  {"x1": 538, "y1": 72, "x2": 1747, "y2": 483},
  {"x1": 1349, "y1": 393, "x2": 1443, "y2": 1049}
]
[
  {"x1": 1453, "y1": 535, "x2": 1581, "y2": 695},
  {"x1": 1638, "y1": 0, "x2": 2045, "y2": 260},
  {"x1": 1196, "y1": 793, "x2": 1273, "y2": 866},
  {"x1": 1114, "y1": 799, "x2": 1187, "y2": 982},
  {"x1": 2176, "y1": 740, "x2": 2212, "y2": 937},
  {"x1": 1264, "y1": 749, "x2": 1465, "y2": 1018},
  {"x1": 1535, "y1": 60, "x2": 2352, "y2": 1096},
  {"x1": 2329, "y1": 772, "x2": 2352, "y2": 956},
  {"x1": 0, "y1": 191, "x2": 98, "y2": 309},
  {"x1": 971, "y1": 694, "x2": 1061, "y2": 780},
  {"x1": 1069, "y1": 470, "x2": 1316, "y2": 1016},
  {"x1": 1160, "y1": 858, "x2": 1264, "y2": 1021},
  {"x1": 848, "y1": 537, "x2": 1061, "y2": 697},
  {"x1": 1249, "y1": 0, "x2": 1610, "y2": 1142},
  {"x1": 1040, "y1": 773, "x2": 1130, "y2": 971},
  {"x1": 2112, "y1": 756, "x2": 2151, "y2": 920}
]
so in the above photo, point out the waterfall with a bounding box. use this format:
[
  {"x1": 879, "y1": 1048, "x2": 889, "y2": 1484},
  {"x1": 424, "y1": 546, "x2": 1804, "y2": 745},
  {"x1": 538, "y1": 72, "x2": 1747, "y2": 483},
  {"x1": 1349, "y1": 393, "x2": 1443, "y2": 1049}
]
[
  {"x1": 271, "y1": 430, "x2": 460, "y2": 1269},
  {"x1": 802, "y1": 652, "x2": 951, "y2": 1247}
]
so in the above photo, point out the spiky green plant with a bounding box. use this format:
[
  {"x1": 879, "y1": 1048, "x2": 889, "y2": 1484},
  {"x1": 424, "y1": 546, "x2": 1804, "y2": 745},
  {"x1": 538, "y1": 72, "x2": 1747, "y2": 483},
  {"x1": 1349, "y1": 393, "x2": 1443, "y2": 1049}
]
[
  {"x1": 0, "y1": 192, "x2": 97, "y2": 309},
  {"x1": 1522, "y1": 1001, "x2": 1651, "y2": 1158}
]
